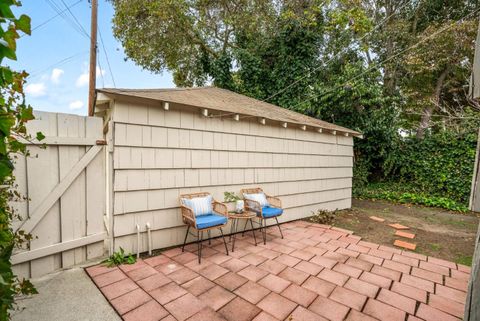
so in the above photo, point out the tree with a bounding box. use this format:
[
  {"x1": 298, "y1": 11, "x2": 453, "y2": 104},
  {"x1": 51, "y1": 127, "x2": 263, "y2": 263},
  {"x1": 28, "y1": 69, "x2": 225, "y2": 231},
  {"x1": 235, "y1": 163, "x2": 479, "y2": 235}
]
[
  {"x1": 109, "y1": 0, "x2": 276, "y2": 87},
  {"x1": 0, "y1": 1, "x2": 39, "y2": 319},
  {"x1": 403, "y1": 20, "x2": 478, "y2": 138},
  {"x1": 109, "y1": 0, "x2": 480, "y2": 185}
]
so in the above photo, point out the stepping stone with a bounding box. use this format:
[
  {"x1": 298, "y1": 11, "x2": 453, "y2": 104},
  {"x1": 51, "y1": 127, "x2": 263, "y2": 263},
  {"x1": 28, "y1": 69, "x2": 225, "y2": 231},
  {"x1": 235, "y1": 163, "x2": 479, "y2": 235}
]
[
  {"x1": 395, "y1": 230, "x2": 415, "y2": 239},
  {"x1": 388, "y1": 223, "x2": 409, "y2": 230},
  {"x1": 369, "y1": 216, "x2": 385, "y2": 222},
  {"x1": 393, "y1": 240, "x2": 416, "y2": 251}
]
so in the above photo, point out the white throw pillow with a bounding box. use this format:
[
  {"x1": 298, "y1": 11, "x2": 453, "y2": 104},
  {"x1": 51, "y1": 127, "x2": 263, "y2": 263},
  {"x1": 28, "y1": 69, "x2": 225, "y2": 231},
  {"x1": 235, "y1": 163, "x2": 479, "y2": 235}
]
[
  {"x1": 243, "y1": 192, "x2": 269, "y2": 207},
  {"x1": 181, "y1": 195, "x2": 213, "y2": 216}
]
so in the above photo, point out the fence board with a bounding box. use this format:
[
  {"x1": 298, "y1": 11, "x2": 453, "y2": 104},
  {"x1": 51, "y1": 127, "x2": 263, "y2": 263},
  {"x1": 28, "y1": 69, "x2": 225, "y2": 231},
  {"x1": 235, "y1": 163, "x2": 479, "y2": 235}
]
[{"x1": 11, "y1": 111, "x2": 106, "y2": 278}]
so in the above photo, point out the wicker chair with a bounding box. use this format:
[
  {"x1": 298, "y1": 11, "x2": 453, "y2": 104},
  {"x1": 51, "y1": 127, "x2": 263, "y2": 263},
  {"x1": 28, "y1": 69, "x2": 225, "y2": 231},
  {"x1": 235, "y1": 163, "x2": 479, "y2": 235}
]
[
  {"x1": 179, "y1": 192, "x2": 229, "y2": 263},
  {"x1": 241, "y1": 188, "x2": 284, "y2": 244}
]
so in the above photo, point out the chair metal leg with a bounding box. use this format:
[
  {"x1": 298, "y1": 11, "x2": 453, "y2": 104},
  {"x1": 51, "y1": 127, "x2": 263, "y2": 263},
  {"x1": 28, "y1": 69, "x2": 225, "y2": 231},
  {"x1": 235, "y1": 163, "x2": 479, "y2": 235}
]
[
  {"x1": 229, "y1": 219, "x2": 234, "y2": 241},
  {"x1": 220, "y1": 228, "x2": 229, "y2": 256},
  {"x1": 275, "y1": 216, "x2": 284, "y2": 239},
  {"x1": 249, "y1": 218, "x2": 257, "y2": 246},
  {"x1": 197, "y1": 230, "x2": 203, "y2": 264},
  {"x1": 182, "y1": 225, "x2": 190, "y2": 252},
  {"x1": 241, "y1": 219, "x2": 248, "y2": 237},
  {"x1": 260, "y1": 218, "x2": 266, "y2": 245},
  {"x1": 232, "y1": 218, "x2": 238, "y2": 252},
  {"x1": 208, "y1": 230, "x2": 211, "y2": 245}
]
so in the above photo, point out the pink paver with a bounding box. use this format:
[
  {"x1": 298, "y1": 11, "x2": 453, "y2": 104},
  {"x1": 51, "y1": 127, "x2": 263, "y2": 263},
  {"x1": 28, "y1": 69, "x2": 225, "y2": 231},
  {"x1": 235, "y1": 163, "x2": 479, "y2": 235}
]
[
  {"x1": 277, "y1": 267, "x2": 310, "y2": 285},
  {"x1": 234, "y1": 281, "x2": 271, "y2": 304},
  {"x1": 198, "y1": 286, "x2": 236, "y2": 311},
  {"x1": 123, "y1": 300, "x2": 169, "y2": 321},
  {"x1": 281, "y1": 283, "x2": 318, "y2": 307},
  {"x1": 258, "y1": 273, "x2": 291, "y2": 293},
  {"x1": 214, "y1": 272, "x2": 248, "y2": 291},
  {"x1": 219, "y1": 297, "x2": 261, "y2": 321},
  {"x1": 309, "y1": 295, "x2": 351, "y2": 321},
  {"x1": 86, "y1": 220, "x2": 469, "y2": 321},
  {"x1": 369, "y1": 216, "x2": 385, "y2": 222},
  {"x1": 393, "y1": 240, "x2": 417, "y2": 251},
  {"x1": 257, "y1": 292, "x2": 297, "y2": 320},
  {"x1": 329, "y1": 286, "x2": 367, "y2": 310}
]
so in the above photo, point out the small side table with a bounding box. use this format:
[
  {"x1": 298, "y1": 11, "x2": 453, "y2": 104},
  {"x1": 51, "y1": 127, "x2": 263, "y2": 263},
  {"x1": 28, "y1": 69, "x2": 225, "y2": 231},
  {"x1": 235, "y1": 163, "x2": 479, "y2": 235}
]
[{"x1": 229, "y1": 211, "x2": 257, "y2": 252}]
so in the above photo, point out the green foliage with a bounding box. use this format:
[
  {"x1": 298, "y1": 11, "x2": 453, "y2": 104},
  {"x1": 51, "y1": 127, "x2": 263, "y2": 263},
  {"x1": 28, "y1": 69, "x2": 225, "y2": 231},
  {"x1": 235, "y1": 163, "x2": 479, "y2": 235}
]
[
  {"x1": 0, "y1": 2, "x2": 39, "y2": 319},
  {"x1": 392, "y1": 132, "x2": 476, "y2": 204},
  {"x1": 354, "y1": 182, "x2": 469, "y2": 212},
  {"x1": 224, "y1": 192, "x2": 240, "y2": 203},
  {"x1": 354, "y1": 130, "x2": 477, "y2": 212},
  {"x1": 110, "y1": 0, "x2": 480, "y2": 213},
  {"x1": 456, "y1": 255, "x2": 473, "y2": 266},
  {"x1": 308, "y1": 209, "x2": 337, "y2": 225},
  {"x1": 102, "y1": 248, "x2": 136, "y2": 267}
]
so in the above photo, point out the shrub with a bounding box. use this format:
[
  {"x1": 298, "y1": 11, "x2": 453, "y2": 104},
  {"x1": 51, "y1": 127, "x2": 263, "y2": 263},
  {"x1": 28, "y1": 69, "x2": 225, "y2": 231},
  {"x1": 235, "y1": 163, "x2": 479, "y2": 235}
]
[
  {"x1": 354, "y1": 131, "x2": 477, "y2": 211},
  {"x1": 308, "y1": 209, "x2": 337, "y2": 225},
  {"x1": 102, "y1": 248, "x2": 136, "y2": 267}
]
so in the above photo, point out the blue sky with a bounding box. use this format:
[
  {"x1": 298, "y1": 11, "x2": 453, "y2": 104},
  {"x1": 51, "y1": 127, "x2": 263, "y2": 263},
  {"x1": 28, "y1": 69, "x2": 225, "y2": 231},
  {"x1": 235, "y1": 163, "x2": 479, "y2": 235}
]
[{"x1": 9, "y1": 0, "x2": 174, "y2": 115}]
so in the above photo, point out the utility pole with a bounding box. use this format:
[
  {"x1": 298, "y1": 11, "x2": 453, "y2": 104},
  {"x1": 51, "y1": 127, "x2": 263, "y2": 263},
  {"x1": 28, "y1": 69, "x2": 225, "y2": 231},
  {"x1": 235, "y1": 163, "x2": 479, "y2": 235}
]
[{"x1": 88, "y1": 0, "x2": 98, "y2": 116}]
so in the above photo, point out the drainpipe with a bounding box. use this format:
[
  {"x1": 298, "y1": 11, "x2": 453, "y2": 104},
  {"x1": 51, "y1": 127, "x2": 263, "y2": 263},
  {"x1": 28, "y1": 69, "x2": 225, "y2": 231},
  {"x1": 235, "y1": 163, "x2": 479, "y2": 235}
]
[
  {"x1": 136, "y1": 224, "x2": 141, "y2": 259},
  {"x1": 146, "y1": 223, "x2": 152, "y2": 256}
]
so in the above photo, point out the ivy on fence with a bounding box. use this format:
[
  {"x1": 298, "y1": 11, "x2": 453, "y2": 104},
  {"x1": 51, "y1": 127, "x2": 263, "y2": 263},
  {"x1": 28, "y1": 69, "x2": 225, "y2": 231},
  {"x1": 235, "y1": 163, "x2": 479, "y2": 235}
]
[
  {"x1": 354, "y1": 131, "x2": 478, "y2": 212},
  {"x1": 0, "y1": 1, "x2": 41, "y2": 320}
]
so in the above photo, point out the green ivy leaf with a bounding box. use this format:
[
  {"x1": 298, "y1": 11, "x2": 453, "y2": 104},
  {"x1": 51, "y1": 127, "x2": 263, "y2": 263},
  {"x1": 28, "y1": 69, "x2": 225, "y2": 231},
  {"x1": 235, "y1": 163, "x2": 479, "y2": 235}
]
[
  {"x1": 0, "y1": 114, "x2": 14, "y2": 136},
  {"x1": 36, "y1": 131, "x2": 45, "y2": 141},
  {"x1": 0, "y1": 158, "x2": 14, "y2": 179},
  {"x1": 15, "y1": 14, "x2": 31, "y2": 35},
  {"x1": 0, "y1": 43, "x2": 16, "y2": 60}
]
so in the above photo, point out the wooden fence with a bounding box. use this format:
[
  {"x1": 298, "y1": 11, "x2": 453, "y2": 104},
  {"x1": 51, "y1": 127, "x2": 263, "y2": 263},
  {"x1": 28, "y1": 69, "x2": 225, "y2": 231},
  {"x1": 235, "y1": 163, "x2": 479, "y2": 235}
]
[{"x1": 11, "y1": 111, "x2": 107, "y2": 279}]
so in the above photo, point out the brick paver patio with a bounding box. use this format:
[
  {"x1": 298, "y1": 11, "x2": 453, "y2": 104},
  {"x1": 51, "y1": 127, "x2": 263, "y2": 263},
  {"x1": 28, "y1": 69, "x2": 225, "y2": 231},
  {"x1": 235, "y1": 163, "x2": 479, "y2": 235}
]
[{"x1": 86, "y1": 221, "x2": 470, "y2": 321}]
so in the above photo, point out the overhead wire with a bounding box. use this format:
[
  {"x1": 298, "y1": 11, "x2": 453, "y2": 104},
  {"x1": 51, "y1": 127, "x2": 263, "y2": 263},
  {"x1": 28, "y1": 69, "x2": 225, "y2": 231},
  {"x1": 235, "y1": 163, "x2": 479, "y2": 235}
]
[
  {"x1": 59, "y1": 0, "x2": 90, "y2": 38},
  {"x1": 288, "y1": 7, "x2": 480, "y2": 111},
  {"x1": 97, "y1": 51, "x2": 106, "y2": 88},
  {"x1": 44, "y1": 0, "x2": 88, "y2": 39},
  {"x1": 27, "y1": 50, "x2": 89, "y2": 79},
  {"x1": 261, "y1": 0, "x2": 415, "y2": 103},
  {"x1": 36, "y1": 0, "x2": 117, "y2": 88},
  {"x1": 98, "y1": 28, "x2": 117, "y2": 87},
  {"x1": 22, "y1": 0, "x2": 83, "y2": 37}
]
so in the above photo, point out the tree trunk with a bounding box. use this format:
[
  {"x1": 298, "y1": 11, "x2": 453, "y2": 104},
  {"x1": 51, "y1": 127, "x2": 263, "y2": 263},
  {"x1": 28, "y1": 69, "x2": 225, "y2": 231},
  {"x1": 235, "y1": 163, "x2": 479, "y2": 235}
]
[{"x1": 416, "y1": 66, "x2": 450, "y2": 139}]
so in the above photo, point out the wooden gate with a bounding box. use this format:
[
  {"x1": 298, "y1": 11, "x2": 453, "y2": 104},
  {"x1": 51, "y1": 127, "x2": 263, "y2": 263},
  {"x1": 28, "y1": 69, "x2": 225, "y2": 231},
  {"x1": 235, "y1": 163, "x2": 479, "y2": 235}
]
[{"x1": 11, "y1": 111, "x2": 107, "y2": 278}]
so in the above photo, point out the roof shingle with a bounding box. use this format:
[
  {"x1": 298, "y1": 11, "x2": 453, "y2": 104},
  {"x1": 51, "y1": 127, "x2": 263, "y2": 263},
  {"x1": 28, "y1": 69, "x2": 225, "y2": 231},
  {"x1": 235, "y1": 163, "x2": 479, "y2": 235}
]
[{"x1": 97, "y1": 87, "x2": 361, "y2": 136}]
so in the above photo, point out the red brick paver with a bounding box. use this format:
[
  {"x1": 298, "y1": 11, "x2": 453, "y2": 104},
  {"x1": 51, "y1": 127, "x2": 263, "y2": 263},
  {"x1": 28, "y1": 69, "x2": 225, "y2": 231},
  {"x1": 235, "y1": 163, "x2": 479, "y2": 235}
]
[
  {"x1": 394, "y1": 240, "x2": 417, "y2": 251},
  {"x1": 86, "y1": 221, "x2": 469, "y2": 321}
]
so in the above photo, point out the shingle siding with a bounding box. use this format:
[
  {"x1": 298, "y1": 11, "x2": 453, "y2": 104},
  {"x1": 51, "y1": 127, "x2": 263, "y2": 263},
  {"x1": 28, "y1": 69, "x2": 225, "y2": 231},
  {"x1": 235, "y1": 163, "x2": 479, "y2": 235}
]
[{"x1": 111, "y1": 100, "x2": 353, "y2": 253}]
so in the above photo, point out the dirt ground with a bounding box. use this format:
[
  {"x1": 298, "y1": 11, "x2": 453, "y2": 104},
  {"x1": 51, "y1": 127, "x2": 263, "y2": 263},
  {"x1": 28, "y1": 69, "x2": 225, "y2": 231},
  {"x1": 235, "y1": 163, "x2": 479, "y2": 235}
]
[{"x1": 329, "y1": 199, "x2": 479, "y2": 265}]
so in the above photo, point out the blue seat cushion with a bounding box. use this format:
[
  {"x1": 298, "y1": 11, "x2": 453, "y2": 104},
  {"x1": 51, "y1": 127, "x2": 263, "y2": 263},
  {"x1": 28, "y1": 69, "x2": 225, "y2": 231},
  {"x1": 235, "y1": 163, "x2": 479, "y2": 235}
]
[
  {"x1": 262, "y1": 206, "x2": 283, "y2": 218},
  {"x1": 196, "y1": 213, "x2": 228, "y2": 229}
]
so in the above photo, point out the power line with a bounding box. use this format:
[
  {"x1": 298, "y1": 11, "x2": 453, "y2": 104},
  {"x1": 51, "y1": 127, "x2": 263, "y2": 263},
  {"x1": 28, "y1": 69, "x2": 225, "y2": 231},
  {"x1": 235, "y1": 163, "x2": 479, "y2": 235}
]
[
  {"x1": 262, "y1": 0, "x2": 415, "y2": 103},
  {"x1": 21, "y1": 0, "x2": 83, "y2": 37},
  {"x1": 27, "y1": 50, "x2": 89, "y2": 79},
  {"x1": 59, "y1": 0, "x2": 90, "y2": 38},
  {"x1": 97, "y1": 48, "x2": 105, "y2": 88},
  {"x1": 289, "y1": 7, "x2": 480, "y2": 111},
  {"x1": 98, "y1": 28, "x2": 116, "y2": 87},
  {"x1": 44, "y1": 0, "x2": 88, "y2": 39}
]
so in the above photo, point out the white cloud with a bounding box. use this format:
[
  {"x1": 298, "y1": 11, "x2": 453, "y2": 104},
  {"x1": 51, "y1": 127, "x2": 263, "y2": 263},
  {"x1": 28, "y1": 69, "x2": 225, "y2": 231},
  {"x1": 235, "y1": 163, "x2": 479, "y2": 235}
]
[
  {"x1": 69, "y1": 100, "x2": 84, "y2": 110},
  {"x1": 25, "y1": 82, "x2": 47, "y2": 97},
  {"x1": 76, "y1": 67, "x2": 106, "y2": 87},
  {"x1": 76, "y1": 73, "x2": 89, "y2": 87},
  {"x1": 50, "y1": 68, "x2": 64, "y2": 84}
]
